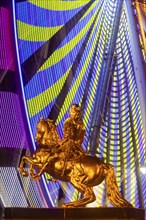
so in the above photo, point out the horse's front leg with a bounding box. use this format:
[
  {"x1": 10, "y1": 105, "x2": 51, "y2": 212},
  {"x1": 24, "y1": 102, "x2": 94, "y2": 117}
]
[
  {"x1": 19, "y1": 156, "x2": 38, "y2": 177},
  {"x1": 30, "y1": 164, "x2": 35, "y2": 176},
  {"x1": 30, "y1": 163, "x2": 56, "y2": 182},
  {"x1": 31, "y1": 161, "x2": 48, "y2": 180},
  {"x1": 29, "y1": 163, "x2": 41, "y2": 180},
  {"x1": 19, "y1": 156, "x2": 29, "y2": 176},
  {"x1": 31, "y1": 154, "x2": 56, "y2": 180}
]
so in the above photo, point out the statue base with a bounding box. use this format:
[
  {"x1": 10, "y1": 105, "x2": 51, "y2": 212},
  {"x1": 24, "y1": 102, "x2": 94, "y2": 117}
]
[{"x1": 4, "y1": 207, "x2": 145, "y2": 220}]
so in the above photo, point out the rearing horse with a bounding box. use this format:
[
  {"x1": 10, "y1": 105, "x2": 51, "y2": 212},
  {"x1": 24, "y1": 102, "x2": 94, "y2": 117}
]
[{"x1": 19, "y1": 118, "x2": 133, "y2": 208}]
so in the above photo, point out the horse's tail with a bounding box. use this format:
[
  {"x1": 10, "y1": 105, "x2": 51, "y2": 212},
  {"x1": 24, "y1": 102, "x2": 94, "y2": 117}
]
[{"x1": 105, "y1": 164, "x2": 133, "y2": 207}]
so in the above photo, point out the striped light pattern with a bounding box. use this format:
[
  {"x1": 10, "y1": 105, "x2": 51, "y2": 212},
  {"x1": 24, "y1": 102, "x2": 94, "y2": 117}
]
[
  {"x1": 0, "y1": 167, "x2": 28, "y2": 207},
  {"x1": 134, "y1": 0, "x2": 146, "y2": 60},
  {"x1": 0, "y1": 6, "x2": 14, "y2": 71},
  {"x1": 0, "y1": 167, "x2": 48, "y2": 207},
  {"x1": 0, "y1": 2, "x2": 52, "y2": 209},
  {"x1": 1, "y1": 92, "x2": 29, "y2": 149},
  {"x1": 15, "y1": 0, "x2": 146, "y2": 208},
  {"x1": 18, "y1": 169, "x2": 48, "y2": 207},
  {"x1": 98, "y1": 7, "x2": 146, "y2": 208}
]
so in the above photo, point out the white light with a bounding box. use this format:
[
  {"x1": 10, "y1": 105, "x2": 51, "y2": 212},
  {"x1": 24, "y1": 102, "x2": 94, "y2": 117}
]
[{"x1": 140, "y1": 165, "x2": 146, "y2": 175}]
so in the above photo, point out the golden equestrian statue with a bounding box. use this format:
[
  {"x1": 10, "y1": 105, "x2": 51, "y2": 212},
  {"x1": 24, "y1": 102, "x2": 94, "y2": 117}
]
[{"x1": 19, "y1": 104, "x2": 133, "y2": 208}]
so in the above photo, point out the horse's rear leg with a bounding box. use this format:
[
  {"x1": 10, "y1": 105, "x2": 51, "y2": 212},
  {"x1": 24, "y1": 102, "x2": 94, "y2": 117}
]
[{"x1": 62, "y1": 177, "x2": 96, "y2": 207}]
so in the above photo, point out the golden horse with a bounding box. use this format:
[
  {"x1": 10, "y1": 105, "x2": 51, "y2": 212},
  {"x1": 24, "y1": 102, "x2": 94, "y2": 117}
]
[{"x1": 19, "y1": 118, "x2": 133, "y2": 208}]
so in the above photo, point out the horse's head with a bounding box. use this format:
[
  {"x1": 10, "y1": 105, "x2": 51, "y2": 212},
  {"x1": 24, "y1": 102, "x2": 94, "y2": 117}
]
[{"x1": 35, "y1": 117, "x2": 60, "y2": 147}]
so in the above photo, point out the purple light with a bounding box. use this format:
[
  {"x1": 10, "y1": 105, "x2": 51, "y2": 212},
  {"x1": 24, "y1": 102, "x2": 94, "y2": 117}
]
[
  {"x1": 0, "y1": 7, "x2": 15, "y2": 71},
  {"x1": 1, "y1": 92, "x2": 29, "y2": 149}
]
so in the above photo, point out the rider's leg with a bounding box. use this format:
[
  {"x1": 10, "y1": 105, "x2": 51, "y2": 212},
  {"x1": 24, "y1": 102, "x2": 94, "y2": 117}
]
[{"x1": 30, "y1": 164, "x2": 35, "y2": 176}]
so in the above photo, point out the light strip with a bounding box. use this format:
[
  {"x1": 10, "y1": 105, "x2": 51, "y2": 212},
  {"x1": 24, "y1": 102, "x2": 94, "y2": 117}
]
[
  {"x1": 42, "y1": 176, "x2": 54, "y2": 207},
  {"x1": 12, "y1": 0, "x2": 54, "y2": 207},
  {"x1": 12, "y1": 0, "x2": 36, "y2": 150}
]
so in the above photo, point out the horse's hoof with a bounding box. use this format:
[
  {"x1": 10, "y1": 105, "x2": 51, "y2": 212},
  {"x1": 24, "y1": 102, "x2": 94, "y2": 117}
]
[
  {"x1": 18, "y1": 168, "x2": 28, "y2": 177},
  {"x1": 61, "y1": 203, "x2": 74, "y2": 208},
  {"x1": 47, "y1": 178, "x2": 57, "y2": 182},
  {"x1": 22, "y1": 171, "x2": 28, "y2": 177},
  {"x1": 61, "y1": 204, "x2": 67, "y2": 208}
]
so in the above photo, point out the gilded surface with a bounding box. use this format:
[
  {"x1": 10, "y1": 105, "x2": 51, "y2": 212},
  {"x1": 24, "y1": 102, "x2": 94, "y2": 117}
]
[{"x1": 19, "y1": 104, "x2": 133, "y2": 208}]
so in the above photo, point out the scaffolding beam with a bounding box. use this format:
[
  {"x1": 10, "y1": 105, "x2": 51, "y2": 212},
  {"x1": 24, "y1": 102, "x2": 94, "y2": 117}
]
[{"x1": 89, "y1": 0, "x2": 124, "y2": 155}]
